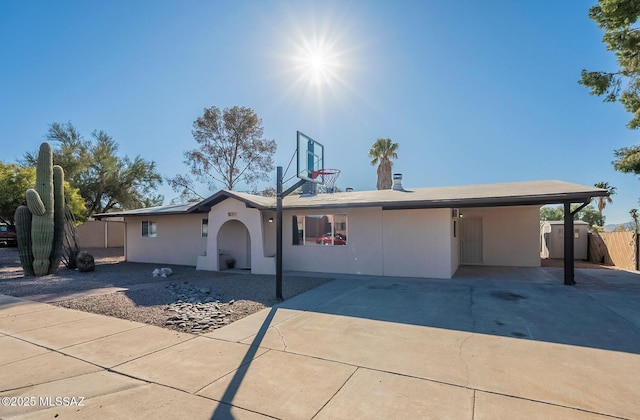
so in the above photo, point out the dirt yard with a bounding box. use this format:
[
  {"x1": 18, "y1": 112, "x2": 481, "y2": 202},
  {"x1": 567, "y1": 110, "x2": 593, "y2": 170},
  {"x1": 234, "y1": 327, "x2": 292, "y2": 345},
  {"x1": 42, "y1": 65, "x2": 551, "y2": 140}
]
[{"x1": 0, "y1": 246, "x2": 332, "y2": 334}]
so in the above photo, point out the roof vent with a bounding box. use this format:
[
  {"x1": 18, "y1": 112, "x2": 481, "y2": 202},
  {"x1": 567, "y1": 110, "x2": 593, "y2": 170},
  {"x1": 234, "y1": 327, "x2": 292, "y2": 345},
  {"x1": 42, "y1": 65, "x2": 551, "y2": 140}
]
[{"x1": 392, "y1": 173, "x2": 406, "y2": 191}]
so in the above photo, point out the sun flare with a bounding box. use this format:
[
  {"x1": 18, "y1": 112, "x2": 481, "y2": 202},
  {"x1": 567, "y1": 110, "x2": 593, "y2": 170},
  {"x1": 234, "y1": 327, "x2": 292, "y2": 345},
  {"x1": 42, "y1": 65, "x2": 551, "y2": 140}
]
[
  {"x1": 295, "y1": 38, "x2": 341, "y2": 87},
  {"x1": 272, "y1": 8, "x2": 360, "y2": 107}
]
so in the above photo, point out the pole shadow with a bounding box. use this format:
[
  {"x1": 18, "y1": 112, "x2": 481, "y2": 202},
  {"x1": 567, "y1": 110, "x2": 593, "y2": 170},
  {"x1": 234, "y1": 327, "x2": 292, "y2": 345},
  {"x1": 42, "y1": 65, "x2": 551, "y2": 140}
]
[{"x1": 209, "y1": 307, "x2": 277, "y2": 419}]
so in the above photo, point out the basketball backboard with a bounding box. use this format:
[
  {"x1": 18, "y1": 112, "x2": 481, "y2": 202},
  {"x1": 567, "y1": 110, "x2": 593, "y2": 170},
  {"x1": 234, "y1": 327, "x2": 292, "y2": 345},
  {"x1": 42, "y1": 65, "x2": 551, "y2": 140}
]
[{"x1": 297, "y1": 131, "x2": 324, "y2": 184}]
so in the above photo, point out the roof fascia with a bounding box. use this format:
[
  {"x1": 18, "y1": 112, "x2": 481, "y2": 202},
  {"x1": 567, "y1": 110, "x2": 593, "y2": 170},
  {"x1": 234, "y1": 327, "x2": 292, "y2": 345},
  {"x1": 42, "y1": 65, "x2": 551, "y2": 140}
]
[{"x1": 281, "y1": 192, "x2": 606, "y2": 212}]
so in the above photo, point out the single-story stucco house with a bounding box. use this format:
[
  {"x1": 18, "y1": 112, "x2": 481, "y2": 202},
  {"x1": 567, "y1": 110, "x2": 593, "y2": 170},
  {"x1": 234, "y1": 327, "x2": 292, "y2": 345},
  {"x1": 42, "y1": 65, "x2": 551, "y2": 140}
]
[{"x1": 94, "y1": 179, "x2": 607, "y2": 280}]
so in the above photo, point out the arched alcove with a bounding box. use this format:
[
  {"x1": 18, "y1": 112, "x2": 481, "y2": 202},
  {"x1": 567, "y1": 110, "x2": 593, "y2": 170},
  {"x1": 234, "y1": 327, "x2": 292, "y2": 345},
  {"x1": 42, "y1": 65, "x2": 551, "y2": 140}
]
[{"x1": 217, "y1": 219, "x2": 251, "y2": 269}]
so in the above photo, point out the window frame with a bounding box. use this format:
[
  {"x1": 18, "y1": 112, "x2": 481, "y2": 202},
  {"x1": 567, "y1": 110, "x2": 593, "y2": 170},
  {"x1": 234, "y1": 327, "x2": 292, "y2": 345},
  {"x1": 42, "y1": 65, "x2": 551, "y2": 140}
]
[
  {"x1": 202, "y1": 219, "x2": 209, "y2": 238},
  {"x1": 142, "y1": 220, "x2": 157, "y2": 238},
  {"x1": 292, "y1": 214, "x2": 347, "y2": 246}
]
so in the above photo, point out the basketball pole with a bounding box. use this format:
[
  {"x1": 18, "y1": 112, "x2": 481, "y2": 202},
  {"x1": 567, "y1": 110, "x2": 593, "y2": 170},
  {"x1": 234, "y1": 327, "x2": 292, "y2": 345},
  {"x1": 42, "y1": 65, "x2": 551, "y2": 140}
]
[{"x1": 276, "y1": 165, "x2": 306, "y2": 300}]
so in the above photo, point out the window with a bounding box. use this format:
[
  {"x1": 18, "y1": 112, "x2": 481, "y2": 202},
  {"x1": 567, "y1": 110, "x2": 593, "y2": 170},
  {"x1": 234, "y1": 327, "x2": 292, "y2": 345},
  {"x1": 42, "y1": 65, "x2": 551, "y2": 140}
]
[
  {"x1": 202, "y1": 219, "x2": 208, "y2": 237},
  {"x1": 293, "y1": 214, "x2": 347, "y2": 246},
  {"x1": 558, "y1": 228, "x2": 563, "y2": 239},
  {"x1": 142, "y1": 220, "x2": 157, "y2": 238}
]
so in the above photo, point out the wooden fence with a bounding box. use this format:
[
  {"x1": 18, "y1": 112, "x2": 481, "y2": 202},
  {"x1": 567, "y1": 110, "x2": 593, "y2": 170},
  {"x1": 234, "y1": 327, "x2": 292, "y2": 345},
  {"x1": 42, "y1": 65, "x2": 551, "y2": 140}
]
[{"x1": 588, "y1": 231, "x2": 638, "y2": 271}]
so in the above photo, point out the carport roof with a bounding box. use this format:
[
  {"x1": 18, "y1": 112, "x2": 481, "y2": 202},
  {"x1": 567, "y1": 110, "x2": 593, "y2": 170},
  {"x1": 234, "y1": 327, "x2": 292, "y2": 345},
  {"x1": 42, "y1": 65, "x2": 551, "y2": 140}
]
[{"x1": 94, "y1": 180, "x2": 607, "y2": 218}]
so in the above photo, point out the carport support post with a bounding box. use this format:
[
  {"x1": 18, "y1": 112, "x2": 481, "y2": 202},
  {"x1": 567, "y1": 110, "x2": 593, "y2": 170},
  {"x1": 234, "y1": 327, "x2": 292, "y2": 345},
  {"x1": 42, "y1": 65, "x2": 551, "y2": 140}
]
[
  {"x1": 563, "y1": 202, "x2": 575, "y2": 285},
  {"x1": 563, "y1": 201, "x2": 590, "y2": 285}
]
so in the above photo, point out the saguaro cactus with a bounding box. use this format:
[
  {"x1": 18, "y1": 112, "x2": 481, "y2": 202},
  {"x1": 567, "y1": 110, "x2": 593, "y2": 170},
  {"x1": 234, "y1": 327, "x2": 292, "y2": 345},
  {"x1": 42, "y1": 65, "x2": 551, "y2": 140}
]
[
  {"x1": 14, "y1": 205, "x2": 34, "y2": 276},
  {"x1": 15, "y1": 142, "x2": 66, "y2": 276},
  {"x1": 49, "y1": 166, "x2": 65, "y2": 274}
]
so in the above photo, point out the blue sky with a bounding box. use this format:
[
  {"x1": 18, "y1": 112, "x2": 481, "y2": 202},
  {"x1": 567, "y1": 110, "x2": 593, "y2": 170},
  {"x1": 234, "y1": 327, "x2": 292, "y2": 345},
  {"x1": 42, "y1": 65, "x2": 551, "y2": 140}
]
[{"x1": 1, "y1": 1, "x2": 638, "y2": 225}]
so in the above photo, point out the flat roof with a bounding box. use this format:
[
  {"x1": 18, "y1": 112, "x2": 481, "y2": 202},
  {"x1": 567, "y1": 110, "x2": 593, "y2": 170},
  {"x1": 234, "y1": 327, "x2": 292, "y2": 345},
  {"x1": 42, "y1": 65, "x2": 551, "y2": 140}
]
[
  {"x1": 94, "y1": 180, "x2": 608, "y2": 218},
  {"x1": 281, "y1": 180, "x2": 608, "y2": 211}
]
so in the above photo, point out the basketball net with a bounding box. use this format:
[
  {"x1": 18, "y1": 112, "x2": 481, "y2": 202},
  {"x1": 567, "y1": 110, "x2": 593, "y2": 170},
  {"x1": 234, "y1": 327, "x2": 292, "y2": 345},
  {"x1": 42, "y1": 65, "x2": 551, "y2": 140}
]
[{"x1": 312, "y1": 169, "x2": 341, "y2": 193}]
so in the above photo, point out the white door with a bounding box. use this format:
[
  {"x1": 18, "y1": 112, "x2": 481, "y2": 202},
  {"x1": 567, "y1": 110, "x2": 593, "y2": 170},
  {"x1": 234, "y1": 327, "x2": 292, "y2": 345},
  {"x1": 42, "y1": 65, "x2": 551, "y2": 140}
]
[{"x1": 461, "y1": 217, "x2": 483, "y2": 264}]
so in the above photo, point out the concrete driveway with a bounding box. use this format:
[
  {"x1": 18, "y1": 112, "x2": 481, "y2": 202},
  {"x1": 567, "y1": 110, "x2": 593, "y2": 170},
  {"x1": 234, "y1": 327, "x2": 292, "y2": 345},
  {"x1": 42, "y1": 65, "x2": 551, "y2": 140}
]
[{"x1": 1, "y1": 266, "x2": 639, "y2": 419}]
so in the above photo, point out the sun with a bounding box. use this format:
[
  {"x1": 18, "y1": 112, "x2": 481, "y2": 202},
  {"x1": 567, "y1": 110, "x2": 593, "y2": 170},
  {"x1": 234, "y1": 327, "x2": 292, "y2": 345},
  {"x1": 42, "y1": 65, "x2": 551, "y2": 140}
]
[
  {"x1": 309, "y1": 53, "x2": 326, "y2": 74},
  {"x1": 294, "y1": 37, "x2": 341, "y2": 87},
  {"x1": 270, "y1": 7, "x2": 360, "y2": 108}
]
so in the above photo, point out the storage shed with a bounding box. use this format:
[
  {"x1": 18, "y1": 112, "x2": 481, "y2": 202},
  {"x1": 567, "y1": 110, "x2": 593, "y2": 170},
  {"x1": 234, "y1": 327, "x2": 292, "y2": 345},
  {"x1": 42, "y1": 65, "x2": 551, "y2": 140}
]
[{"x1": 540, "y1": 220, "x2": 589, "y2": 260}]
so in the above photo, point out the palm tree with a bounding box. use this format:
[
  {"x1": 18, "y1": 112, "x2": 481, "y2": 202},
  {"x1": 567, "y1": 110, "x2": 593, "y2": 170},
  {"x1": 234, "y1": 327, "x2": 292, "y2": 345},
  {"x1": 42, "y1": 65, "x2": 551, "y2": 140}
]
[
  {"x1": 368, "y1": 138, "x2": 399, "y2": 190},
  {"x1": 630, "y1": 208, "x2": 639, "y2": 233},
  {"x1": 593, "y1": 182, "x2": 616, "y2": 215}
]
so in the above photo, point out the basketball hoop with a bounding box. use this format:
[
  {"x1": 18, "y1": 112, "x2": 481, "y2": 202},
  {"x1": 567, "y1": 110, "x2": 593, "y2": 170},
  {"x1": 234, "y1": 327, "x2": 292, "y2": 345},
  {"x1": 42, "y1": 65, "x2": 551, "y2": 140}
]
[{"x1": 312, "y1": 169, "x2": 341, "y2": 193}]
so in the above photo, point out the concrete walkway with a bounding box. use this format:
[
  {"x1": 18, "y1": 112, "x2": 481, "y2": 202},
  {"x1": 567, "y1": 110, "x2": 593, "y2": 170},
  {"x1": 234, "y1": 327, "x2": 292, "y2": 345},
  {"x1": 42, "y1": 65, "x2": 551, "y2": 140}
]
[{"x1": 1, "y1": 267, "x2": 639, "y2": 419}]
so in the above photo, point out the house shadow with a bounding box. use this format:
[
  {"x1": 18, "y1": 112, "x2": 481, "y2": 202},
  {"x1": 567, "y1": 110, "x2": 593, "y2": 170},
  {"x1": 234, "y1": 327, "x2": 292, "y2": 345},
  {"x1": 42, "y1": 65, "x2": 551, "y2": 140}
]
[{"x1": 273, "y1": 267, "x2": 640, "y2": 355}]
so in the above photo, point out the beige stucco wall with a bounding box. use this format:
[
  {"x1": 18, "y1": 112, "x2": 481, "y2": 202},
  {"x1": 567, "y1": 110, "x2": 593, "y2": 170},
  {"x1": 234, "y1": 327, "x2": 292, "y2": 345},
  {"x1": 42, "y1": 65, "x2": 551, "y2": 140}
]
[
  {"x1": 382, "y1": 208, "x2": 453, "y2": 279},
  {"x1": 460, "y1": 205, "x2": 541, "y2": 267},
  {"x1": 124, "y1": 214, "x2": 207, "y2": 266},
  {"x1": 262, "y1": 211, "x2": 277, "y2": 257}
]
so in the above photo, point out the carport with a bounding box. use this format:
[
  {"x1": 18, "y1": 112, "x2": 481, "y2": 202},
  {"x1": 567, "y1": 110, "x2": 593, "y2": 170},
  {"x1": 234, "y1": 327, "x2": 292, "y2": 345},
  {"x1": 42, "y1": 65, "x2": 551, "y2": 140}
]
[{"x1": 444, "y1": 184, "x2": 608, "y2": 285}]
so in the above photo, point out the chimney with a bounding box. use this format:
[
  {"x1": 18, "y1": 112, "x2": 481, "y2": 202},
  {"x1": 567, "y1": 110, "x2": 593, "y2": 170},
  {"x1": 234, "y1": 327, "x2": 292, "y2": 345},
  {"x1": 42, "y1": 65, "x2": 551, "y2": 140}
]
[{"x1": 392, "y1": 173, "x2": 406, "y2": 191}]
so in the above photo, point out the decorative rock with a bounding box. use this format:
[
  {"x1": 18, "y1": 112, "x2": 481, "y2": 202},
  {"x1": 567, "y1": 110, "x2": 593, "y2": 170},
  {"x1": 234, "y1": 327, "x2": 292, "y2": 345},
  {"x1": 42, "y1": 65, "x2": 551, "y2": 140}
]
[{"x1": 163, "y1": 281, "x2": 233, "y2": 334}]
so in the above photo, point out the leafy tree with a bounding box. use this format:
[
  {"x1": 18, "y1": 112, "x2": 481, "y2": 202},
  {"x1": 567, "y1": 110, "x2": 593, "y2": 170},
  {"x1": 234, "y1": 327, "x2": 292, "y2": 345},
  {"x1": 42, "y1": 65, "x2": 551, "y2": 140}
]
[
  {"x1": 27, "y1": 123, "x2": 163, "y2": 215},
  {"x1": 580, "y1": 1, "x2": 640, "y2": 182},
  {"x1": 580, "y1": 0, "x2": 640, "y2": 129},
  {"x1": 0, "y1": 161, "x2": 86, "y2": 224},
  {"x1": 0, "y1": 163, "x2": 34, "y2": 224},
  {"x1": 368, "y1": 138, "x2": 399, "y2": 190},
  {"x1": 540, "y1": 206, "x2": 564, "y2": 221},
  {"x1": 167, "y1": 174, "x2": 205, "y2": 204},
  {"x1": 593, "y1": 181, "x2": 616, "y2": 214},
  {"x1": 578, "y1": 205, "x2": 606, "y2": 227},
  {"x1": 43, "y1": 122, "x2": 92, "y2": 183},
  {"x1": 169, "y1": 106, "x2": 277, "y2": 193},
  {"x1": 613, "y1": 144, "x2": 640, "y2": 174},
  {"x1": 539, "y1": 204, "x2": 604, "y2": 227}
]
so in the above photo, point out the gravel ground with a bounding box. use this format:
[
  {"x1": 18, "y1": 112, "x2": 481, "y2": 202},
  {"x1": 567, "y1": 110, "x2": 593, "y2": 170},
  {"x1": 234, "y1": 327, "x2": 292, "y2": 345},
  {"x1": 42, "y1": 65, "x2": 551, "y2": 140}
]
[{"x1": 0, "y1": 246, "x2": 332, "y2": 333}]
